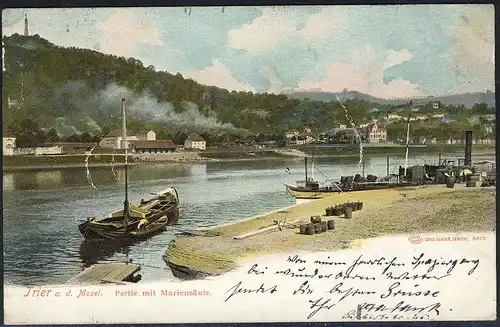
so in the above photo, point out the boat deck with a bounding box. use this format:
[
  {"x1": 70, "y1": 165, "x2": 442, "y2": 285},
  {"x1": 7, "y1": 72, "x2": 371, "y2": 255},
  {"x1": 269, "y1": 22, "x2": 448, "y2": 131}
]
[{"x1": 66, "y1": 263, "x2": 141, "y2": 285}]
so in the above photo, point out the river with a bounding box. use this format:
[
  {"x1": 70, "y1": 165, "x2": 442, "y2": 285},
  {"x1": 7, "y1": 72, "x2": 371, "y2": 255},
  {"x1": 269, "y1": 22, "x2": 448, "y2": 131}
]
[{"x1": 2, "y1": 150, "x2": 493, "y2": 285}]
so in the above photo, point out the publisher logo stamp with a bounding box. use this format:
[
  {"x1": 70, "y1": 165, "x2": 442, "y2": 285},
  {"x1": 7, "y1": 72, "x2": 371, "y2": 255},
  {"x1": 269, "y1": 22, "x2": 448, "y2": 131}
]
[{"x1": 408, "y1": 234, "x2": 423, "y2": 244}]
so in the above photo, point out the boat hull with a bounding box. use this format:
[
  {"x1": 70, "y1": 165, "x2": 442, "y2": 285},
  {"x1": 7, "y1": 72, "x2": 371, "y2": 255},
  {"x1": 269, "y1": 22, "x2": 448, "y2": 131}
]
[
  {"x1": 285, "y1": 182, "x2": 418, "y2": 199},
  {"x1": 79, "y1": 188, "x2": 180, "y2": 240},
  {"x1": 286, "y1": 187, "x2": 339, "y2": 199}
]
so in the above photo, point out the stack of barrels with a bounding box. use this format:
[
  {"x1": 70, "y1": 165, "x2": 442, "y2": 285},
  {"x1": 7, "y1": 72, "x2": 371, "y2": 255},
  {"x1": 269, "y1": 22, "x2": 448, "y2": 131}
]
[
  {"x1": 467, "y1": 173, "x2": 482, "y2": 187},
  {"x1": 325, "y1": 201, "x2": 363, "y2": 219},
  {"x1": 299, "y1": 216, "x2": 335, "y2": 235}
]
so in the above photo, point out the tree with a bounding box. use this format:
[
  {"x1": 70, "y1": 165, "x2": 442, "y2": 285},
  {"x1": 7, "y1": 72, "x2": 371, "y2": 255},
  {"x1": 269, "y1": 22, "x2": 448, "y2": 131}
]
[
  {"x1": 47, "y1": 128, "x2": 59, "y2": 142},
  {"x1": 80, "y1": 132, "x2": 93, "y2": 143},
  {"x1": 66, "y1": 134, "x2": 81, "y2": 142}
]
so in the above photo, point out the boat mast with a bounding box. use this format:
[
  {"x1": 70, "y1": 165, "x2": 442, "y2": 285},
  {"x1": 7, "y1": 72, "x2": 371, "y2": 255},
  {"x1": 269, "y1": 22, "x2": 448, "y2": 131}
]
[
  {"x1": 386, "y1": 155, "x2": 390, "y2": 177},
  {"x1": 404, "y1": 115, "x2": 411, "y2": 177},
  {"x1": 311, "y1": 151, "x2": 314, "y2": 181},
  {"x1": 304, "y1": 156, "x2": 308, "y2": 182},
  {"x1": 122, "y1": 98, "x2": 129, "y2": 227}
]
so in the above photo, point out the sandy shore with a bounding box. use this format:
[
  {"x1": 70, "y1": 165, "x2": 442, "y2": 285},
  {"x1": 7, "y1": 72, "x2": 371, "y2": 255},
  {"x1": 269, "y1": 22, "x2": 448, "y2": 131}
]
[{"x1": 164, "y1": 184, "x2": 496, "y2": 278}]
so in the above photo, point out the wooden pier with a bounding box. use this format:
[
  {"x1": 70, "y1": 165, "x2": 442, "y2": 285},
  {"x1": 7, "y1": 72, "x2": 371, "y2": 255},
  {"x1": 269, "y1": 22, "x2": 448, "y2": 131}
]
[{"x1": 66, "y1": 263, "x2": 141, "y2": 285}]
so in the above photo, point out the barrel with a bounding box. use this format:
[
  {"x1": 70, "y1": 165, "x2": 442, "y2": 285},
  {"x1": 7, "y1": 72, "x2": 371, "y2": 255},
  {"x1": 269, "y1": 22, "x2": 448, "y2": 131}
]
[
  {"x1": 446, "y1": 177, "x2": 455, "y2": 188},
  {"x1": 299, "y1": 224, "x2": 307, "y2": 234},
  {"x1": 337, "y1": 205, "x2": 345, "y2": 215},
  {"x1": 310, "y1": 215, "x2": 322, "y2": 223},
  {"x1": 327, "y1": 219, "x2": 335, "y2": 230},
  {"x1": 350, "y1": 202, "x2": 358, "y2": 212},
  {"x1": 344, "y1": 206, "x2": 353, "y2": 219},
  {"x1": 358, "y1": 201, "x2": 364, "y2": 210},
  {"x1": 305, "y1": 223, "x2": 315, "y2": 235},
  {"x1": 314, "y1": 222, "x2": 323, "y2": 234},
  {"x1": 320, "y1": 221, "x2": 328, "y2": 232},
  {"x1": 325, "y1": 207, "x2": 333, "y2": 216}
]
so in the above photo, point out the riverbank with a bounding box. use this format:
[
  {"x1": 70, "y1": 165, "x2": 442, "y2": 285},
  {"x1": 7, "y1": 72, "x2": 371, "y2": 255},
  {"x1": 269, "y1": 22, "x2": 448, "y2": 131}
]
[
  {"x1": 2, "y1": 144, "x2": 495, "y2": 171},
  {"x1": 163, "y1": 184, "x2": 495, "y2": 279}
]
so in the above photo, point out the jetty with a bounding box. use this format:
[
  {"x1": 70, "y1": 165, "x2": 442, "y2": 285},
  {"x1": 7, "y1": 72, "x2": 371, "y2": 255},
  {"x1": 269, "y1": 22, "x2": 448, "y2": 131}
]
[
  {"x1": 66, "y1": 263, "x2": 141, "y2": 285},
  {"x1": 164, "y1": 184, "x2": 495, "y2": 279}
]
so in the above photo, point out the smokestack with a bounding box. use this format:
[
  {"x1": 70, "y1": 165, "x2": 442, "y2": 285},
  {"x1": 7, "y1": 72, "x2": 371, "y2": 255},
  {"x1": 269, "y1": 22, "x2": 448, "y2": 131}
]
[{"x1": 465, "y1": 131, "x2": 472, "y2": 166}]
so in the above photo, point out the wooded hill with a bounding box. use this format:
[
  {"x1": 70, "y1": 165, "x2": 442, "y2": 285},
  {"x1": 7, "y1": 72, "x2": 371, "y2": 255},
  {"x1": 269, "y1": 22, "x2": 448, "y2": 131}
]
[
  {"x1": 2, "y1": 34, "x2": 494, "y2": 146},
  {"x1": 2, "y1": 34, "x2": 373, "y2": 140}
]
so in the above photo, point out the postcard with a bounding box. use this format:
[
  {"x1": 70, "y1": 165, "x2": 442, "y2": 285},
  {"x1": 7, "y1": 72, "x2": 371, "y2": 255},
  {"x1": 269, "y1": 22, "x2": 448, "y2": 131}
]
[{"x1": 2, "y1": 5, "x2": 496, "y2": 324}]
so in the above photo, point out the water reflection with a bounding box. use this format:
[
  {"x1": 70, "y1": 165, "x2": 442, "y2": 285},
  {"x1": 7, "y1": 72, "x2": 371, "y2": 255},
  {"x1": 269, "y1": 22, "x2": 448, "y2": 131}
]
[
  {"x1": 79, "y1": 239, "x2": 135, "y2": 267},
  {"x1": 3, "y1": 150, "x2": 486, "y2": 285}
]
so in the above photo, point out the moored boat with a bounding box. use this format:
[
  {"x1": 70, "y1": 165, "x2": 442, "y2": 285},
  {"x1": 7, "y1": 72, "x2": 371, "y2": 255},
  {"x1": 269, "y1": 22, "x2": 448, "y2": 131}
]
[
  {"x1": 78, "y1": 188, "x2": 179, "y2": 240},
  {"x1": 77, "y1": 98, "x2": 180, "y2": 240},
  {"x1": 285, "y1": 116, "x2": 416, "y2": 199}
]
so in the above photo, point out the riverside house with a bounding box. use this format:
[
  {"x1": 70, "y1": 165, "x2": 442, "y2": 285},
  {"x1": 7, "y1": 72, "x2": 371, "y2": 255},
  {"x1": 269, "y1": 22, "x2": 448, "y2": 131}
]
[
  {"x1": 184, "y1": 134, "x2": 206, "y2": 150},
  {"x1": 99, "y1": 130, "x2": 139, "y2": 150},
  {"x1": 131, "y1": 140, "x2": 177, "y2": 154},
  {"x1": 3, "y1": 130, "x2": 16, "y2": 156}
]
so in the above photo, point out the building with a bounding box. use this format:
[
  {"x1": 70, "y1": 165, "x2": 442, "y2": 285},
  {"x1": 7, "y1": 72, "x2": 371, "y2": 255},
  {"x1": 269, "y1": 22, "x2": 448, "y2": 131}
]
[
  {"x1": 99, "y1": 130, "x2": 139, "y2": 150},
  {"x1": 132, "y1": 140, "x2": 177, "y2": 154},
  {"x1": 7, "y1": 97, "x2": 19, "y2": 108},
  {"x1": 387, "y1": 114, "x2": 402, "y2": 121},
  {"x1": 335, "y1": 128, "x2": 359, "y2": 144},
  {"x1": 137, "y1": 130, "x2": 156, "y2": 141},
  {"x1": 3, "y1": 130, "x2": 16, "y2": 156},
  {"x1": 184, "y1": 134, "x2": 206, "y2": 150},
  {"x1": 361, "y1": 123, "x2": 387, "y2": 143}
]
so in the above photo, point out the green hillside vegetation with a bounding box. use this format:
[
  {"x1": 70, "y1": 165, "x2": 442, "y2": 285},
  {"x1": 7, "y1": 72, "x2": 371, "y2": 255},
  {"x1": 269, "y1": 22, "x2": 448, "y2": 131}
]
[{"x1": 2, "y1": 34, "x2": 495, "y2": 148}]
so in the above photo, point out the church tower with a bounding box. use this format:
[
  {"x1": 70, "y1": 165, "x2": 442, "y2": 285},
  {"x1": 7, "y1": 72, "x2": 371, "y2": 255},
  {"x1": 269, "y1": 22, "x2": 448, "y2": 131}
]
[{"x1": 24, "y1": 14, "x2": 28, "y2": 36}]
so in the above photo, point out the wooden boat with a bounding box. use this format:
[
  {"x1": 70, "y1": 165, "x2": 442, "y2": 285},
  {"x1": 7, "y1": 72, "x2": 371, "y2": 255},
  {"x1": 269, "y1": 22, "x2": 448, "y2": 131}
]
[
  {"x1": 78, "y1": 98, "x2": 180, "y2": 240},
  {"x1": 78, "y1": 188, "x2": 179, "y2": 239},
  {"x1": 285, "y1": 117, "x2": 416, "y2": 199}
]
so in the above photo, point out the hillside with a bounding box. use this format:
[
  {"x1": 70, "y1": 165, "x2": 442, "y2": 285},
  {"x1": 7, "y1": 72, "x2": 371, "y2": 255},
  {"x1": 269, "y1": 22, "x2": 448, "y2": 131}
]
[
  {"x1": 2, "y1": 34, "x2": 365, "y2": 139},
  {"x1": 1, "y1": 34, "x2": 495, "y2": 145},
  {"x1": 283, "y1": 90, "x2": 495, "y2": 108}
]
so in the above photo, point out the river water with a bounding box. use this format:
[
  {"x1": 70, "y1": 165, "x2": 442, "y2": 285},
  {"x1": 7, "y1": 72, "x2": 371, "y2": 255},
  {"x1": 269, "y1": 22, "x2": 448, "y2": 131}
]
[{"x1": 2, "y1": 150, "x2": 492, "y2": 285}]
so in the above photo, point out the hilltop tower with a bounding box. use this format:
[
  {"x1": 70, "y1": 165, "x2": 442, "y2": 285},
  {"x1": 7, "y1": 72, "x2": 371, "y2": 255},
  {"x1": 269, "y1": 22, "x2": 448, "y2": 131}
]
[{"x1": 24, "y1": 14, "x2": 28, "y2": 36}]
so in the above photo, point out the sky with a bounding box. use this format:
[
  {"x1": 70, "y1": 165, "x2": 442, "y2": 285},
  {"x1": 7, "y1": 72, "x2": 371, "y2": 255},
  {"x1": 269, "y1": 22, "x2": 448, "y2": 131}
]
[{"x1": 2, "y1": 5, "x2": 495, "y2": 99}]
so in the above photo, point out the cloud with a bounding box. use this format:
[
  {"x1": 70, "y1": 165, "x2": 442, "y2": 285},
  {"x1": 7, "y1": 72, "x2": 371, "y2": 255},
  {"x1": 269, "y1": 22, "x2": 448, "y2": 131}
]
[
  {"x1": 185, "y1": 58, "x2": 256, "y2": 92},
  {"x1": 451, "y1": 5, "x2": 495, "y2": 92},
  {"x1": 297, "y1": 7, "x2": 346, "y2": 45},
  {"x1": 227, "y1": 7, "x2": 344, "y2": 56},
  {"x1": 95, "y1": 9, "x2": 163, "y2": 58},
  {"x1": 227, "y1": 8, "x2": 297, "y2": 56},
  {"x1": 297, "y1": 49, "x2": 424, "y2": 99},
  {"x1": 383, "y1": 49, "x2": 413, "y2": 70}
]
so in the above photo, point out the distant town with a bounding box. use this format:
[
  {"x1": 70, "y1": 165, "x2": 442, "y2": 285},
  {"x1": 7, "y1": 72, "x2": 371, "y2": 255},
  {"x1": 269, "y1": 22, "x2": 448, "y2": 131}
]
[{"x1": 3, "y1": 100, "x2": 495, "y2": 157}]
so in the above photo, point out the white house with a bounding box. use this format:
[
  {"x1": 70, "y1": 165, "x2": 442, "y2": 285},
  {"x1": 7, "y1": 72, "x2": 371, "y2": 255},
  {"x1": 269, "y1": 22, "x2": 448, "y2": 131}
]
[
  {"x1": 99, "y1": 130, "x2": 139, "y2": 150},
  {"x1": 184, "y1": 134, "x2": 206, "y2": 150},
  {"x1": 285, "y1": 131, "x2": 299, "y2": 139},
  {"x1": 387, "y1": 114, "x2": 402, "y2": 120},
  {"x1": 3, "y1": 130, "x2": 16, "y2": 156},
  {"x1": 361, "y1": 123, "x2": 387, "y2": 143},
  {"x1": 137, "y1": 130, "x2": 156, "y2": 141}
]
